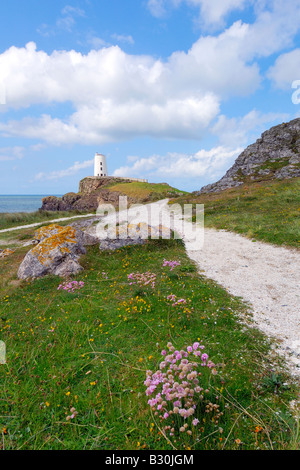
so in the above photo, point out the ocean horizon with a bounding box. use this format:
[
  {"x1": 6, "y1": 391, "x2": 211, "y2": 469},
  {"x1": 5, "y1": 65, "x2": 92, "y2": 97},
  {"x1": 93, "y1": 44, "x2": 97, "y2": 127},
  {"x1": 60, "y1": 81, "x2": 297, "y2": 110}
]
[{"x1": 0, "y1": 195, "x2": 62, "y2": 213}]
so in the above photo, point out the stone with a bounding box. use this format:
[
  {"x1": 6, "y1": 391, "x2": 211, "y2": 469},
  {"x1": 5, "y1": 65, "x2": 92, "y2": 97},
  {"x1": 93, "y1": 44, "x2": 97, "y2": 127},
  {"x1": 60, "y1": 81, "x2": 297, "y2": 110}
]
[
  {"x1": 98, "y1": 222, "x2": 173, "y2": 251},
  {"x1": 17, "y1": 224, "x2": 89, "y2": 280}
]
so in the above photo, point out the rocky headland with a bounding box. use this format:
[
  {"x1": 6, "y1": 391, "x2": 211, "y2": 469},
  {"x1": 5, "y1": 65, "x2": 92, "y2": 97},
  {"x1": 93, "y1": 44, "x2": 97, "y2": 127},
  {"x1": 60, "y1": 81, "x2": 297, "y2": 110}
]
[
  {"x1": 40, "y1": 177, "x2": 184, "y2": 212},
  {"x1": 40, "y1": 177, "x2": 139, "y2": 212},
  {"x1": 197, "y1": 118, "x2": 300, "y2": 194}
]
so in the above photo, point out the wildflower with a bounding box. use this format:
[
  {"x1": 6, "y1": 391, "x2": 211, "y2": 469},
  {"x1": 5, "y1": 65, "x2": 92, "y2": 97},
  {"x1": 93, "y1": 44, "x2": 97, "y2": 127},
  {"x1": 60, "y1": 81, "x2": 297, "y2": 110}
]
[
  {"x1": 57, "y1": 280, "x2": 84, "y2": 293},
  {"x1": 127, "y1": 272, "x2": 156, "y2": 289},
  {"x1": 163, "y1": 259, "x2": 181, "y2": 271},
  {"x1": 145, "y1": 341, "x2": 218, "y2": 437}
]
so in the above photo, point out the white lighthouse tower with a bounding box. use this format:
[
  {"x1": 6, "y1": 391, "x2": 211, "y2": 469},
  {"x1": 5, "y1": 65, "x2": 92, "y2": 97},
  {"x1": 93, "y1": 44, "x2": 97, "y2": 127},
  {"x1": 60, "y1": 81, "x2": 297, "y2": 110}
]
[{"x1": 94, "y1": 153, "x2": 108, "y2": 177}]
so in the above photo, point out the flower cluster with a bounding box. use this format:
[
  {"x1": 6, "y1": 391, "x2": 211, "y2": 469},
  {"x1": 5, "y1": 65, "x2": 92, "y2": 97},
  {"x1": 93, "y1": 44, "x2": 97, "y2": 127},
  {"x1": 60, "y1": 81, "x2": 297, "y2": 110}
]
[
  {"x1": 127, "y1": 272, "x2": 156, "y2": 289},
  {"x1": 166, "y1": 294, "x2": 193, "y2": 320},
  {"x1": 57, "y1": 280, "x2": 85, "y2": 293},
  {"x1": 144, "y1": 342, "x2": 217, "y2": 437},
  {"x1": 166, "y1": 294, "x2": 187, "y2": 306},
  {"x1": 163, "y1": 259, "x2": 181, "y2": 271}
]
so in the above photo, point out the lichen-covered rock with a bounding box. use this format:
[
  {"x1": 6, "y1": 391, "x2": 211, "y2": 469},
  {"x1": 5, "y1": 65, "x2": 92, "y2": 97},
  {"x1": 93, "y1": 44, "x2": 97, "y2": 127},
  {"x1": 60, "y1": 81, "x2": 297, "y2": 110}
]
[
  {"x1": 197, "y1": 118, "x2": 300, "y2": 194},
  {"x1": 18, "y1": 224, "x2": 87, "y2": 280},
  {"x1": 0, "y1": 248, "x2": 14, "y2": 259}
]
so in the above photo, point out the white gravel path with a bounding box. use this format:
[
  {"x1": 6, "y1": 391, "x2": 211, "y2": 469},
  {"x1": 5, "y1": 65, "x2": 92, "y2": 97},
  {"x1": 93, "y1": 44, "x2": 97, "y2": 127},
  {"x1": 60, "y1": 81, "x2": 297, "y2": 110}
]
[
  {"x1": 185, "y1": 228, "x2": 300, "y2": 376},
  {"x1": 117, "y1": 199, "x2": 300, "y2": 378}
]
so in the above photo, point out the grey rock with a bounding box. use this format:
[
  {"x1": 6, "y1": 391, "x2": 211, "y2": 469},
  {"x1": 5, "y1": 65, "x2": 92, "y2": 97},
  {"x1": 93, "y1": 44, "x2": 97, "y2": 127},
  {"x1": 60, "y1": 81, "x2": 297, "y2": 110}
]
[
  {"x1": 197, "y1": 118, "x2": 300, "y2": 194},
  {"x1": 99, "y1": 238, "x2": 146, "y2": 251},
  {"x1": 18, "y1": 224, "x2": 90, "y2": 280}
]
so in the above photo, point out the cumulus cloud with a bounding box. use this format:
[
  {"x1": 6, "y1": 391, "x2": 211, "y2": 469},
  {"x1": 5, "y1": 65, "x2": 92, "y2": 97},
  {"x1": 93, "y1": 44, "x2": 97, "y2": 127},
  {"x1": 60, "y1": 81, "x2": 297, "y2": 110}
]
[
  {"x1": 113, "y1": 146, "x2": 243, "y2": 180},
  {"x1": 1, "y1": 1, "x2": 300, "y2": 147},
  {"x1": 267, "y1": 49, "x2": 300, "y2": 90}
]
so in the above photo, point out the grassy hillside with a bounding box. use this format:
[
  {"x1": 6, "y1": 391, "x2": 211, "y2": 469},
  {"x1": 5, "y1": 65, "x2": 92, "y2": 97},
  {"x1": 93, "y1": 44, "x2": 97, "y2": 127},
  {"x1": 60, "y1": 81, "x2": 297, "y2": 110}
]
[
  {"x1": 108, "y1": 181, "x2": 187, "y2": 203},
  {"x1": 0, "y1": 238, "x2": 299, "y2": 450},
  {"x1": 172, "y1": 178, "x2": 300, "y2": 249}
]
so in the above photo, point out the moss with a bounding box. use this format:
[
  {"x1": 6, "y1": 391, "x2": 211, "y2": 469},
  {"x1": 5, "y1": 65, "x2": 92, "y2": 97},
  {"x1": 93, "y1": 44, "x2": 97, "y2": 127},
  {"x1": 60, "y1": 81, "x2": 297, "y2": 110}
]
[{"x1": 258, "y1": 158, "x2": 290, "y2": 172}]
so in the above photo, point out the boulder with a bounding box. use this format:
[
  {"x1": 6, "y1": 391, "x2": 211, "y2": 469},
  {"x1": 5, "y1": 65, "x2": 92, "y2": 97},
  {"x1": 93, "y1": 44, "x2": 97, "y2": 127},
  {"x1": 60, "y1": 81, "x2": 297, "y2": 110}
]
[
  {"x1": 98, "y1": 222, "x2": 173, "y2": 251},
  {"x1": 17, "y1": 224, "x2": 91, "y2": 280}
]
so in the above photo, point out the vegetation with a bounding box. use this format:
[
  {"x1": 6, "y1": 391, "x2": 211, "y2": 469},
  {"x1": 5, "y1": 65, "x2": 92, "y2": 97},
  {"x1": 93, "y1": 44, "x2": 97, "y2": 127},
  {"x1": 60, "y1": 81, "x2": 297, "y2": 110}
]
[
  {"x1": 0, "y1": 210, "x2": 92, "y2": 231},
  {"x1": 108, "y1": 181, "x2": 187, "y2": 203},
  {"x1": 0, "y1": 238, "x2": 299, "y2": 450},
  {"x1": 172, "y1": 177, "x2": 300, "y2": 249}
]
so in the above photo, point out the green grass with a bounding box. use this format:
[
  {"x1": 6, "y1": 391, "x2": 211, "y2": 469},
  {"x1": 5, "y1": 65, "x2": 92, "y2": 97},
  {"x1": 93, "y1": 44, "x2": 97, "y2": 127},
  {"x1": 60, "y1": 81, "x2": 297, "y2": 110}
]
[
  {"x1": 108, "y1": 182, "x2": 188, "y2": 203},
  {"x1": 0, "y1": 210, "x2": 93, "y2": 231},
  {"x1": 0, "y1": 239, "x2": 299, "y2": 450},
  {"x1": 172, "y1": 178, "x2": 300, "y2": 249}
]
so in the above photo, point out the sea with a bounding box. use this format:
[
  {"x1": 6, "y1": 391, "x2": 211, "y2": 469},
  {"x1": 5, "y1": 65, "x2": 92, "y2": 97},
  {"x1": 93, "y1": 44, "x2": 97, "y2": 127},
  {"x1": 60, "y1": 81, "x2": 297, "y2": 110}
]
[{"x1": 0, "y1": 195, "x2": 61, "y2": 213}]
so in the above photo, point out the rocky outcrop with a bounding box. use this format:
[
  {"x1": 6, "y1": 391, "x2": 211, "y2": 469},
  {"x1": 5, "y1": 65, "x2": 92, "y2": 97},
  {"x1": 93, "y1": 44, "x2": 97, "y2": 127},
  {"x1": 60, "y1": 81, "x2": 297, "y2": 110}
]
[
  {"x1": 198, "y1": 118, "x2": 300, "y2": 194},
  {"x1": 40, "y1": 177, "x2": 138, "y2": 212},
  {"x1": 79, "y1": 176, "x2": 131, "y2": 195},
  {"x1": 17, "y1": 224, "x2": 98, "y2": 280}
]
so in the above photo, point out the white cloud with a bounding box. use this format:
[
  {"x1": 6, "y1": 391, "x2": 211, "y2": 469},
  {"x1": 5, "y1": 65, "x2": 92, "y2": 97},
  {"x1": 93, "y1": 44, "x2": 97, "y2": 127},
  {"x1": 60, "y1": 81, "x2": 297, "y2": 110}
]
[
  {"x1": 111, "y1": 34, "x2": 134, "y2": 45},
  {"x1": 1, "y1": 1, "x2": 300, "y2": 146},
  {"x1": 37, "y1": 4, "x2": 86, "y2": 36},
  {"x1": 34, "y1": 159, "x2": 94, "y2": 180},
  {"x1": 267, "y1": 49, "x2": 300, "y2": 90},
  {"x1": 113, "y1": 146, "x2": 242, "y2": 180},
  {"x1": 211, "y1": 110, "x2": 289, "y2": 147},
  {"x1": 0, "y1": 146, "x2": 25, "y2": 161},
  {"x1": 0, "y1": 42, "x2": 222, "y2": 144},
  {"x1": 147, "y1": 0, "x2": 168, "y2": 17},
  {"x1": 147, "y1": 0, "x2": 249, "y2": 28}
]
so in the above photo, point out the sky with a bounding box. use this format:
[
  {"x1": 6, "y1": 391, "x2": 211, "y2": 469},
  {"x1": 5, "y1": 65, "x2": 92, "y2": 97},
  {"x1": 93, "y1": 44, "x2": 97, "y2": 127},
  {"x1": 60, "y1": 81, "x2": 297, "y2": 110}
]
[{"x1": 0, "y1": 0, "x2": 300, "y2": 195}]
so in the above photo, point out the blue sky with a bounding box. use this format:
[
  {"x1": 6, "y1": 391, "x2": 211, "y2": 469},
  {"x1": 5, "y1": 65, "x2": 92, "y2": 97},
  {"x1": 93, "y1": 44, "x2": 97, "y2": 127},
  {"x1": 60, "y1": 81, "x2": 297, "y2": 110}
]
[{"x1": 0, "y1": 0, "x2": 300, "y2": 194}]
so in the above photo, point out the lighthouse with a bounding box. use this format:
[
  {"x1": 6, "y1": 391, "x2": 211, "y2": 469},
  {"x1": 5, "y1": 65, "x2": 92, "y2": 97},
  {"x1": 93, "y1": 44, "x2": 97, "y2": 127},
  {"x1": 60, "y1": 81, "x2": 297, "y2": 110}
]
[{"x1": 94, "y1": 153, "x2": 108, "y2": 177}]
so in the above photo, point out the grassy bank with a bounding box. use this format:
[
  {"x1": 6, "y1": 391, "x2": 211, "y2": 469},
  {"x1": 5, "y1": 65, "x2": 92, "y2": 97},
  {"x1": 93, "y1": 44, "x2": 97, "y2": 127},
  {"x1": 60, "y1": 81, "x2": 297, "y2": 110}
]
[
  {"x1": 172, "y1": 178, "x2": 300, "y2": 249},
  {"x1": 0, "y1": 210, "x2": 94, "y2": 231},
  {"x1": 0, "y1": 238, "x2": 299, "y2": 450}
]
